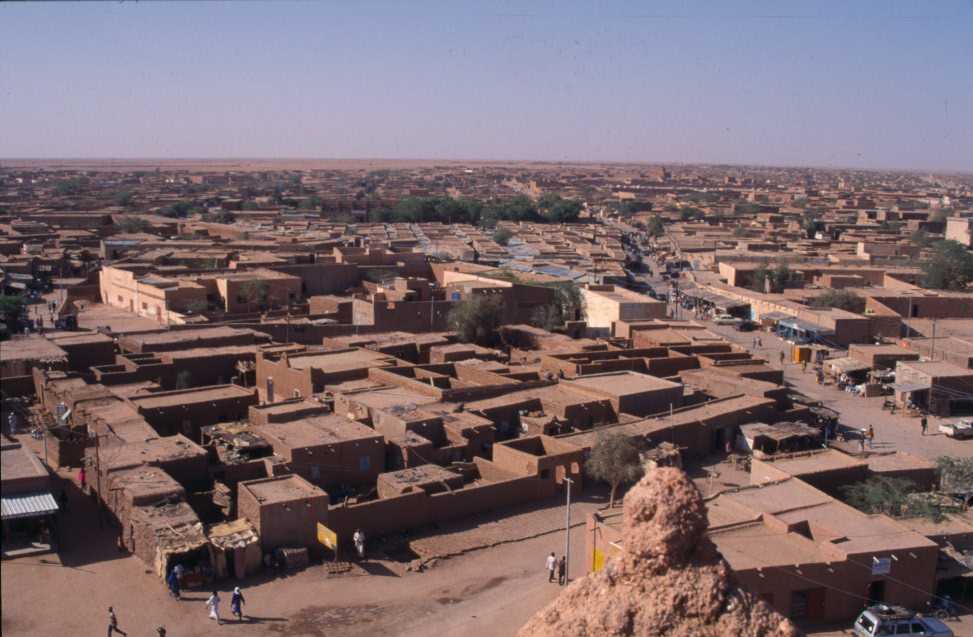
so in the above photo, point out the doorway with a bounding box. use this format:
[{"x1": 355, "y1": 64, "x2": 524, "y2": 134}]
[{"x1": 868, "y1": 580, "x2": 886, "y2": 604}]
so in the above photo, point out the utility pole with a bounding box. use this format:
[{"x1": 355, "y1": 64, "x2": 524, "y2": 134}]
[
  {"x1": 563, "y1": 477, "x2": 574, "y2": 586},
  {"x1": 931, "y1": 319, "x2": 937, "y2": 361}
]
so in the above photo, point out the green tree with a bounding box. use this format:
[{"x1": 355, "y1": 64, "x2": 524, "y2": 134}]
[
  {"x1": 300, "y1": 195, "x2": 323, "y2": 211},
  {"x1": 620, "y1": 200, "x2": 652, "y2": 215},
  {"x1": 493, "y1": 227, "x2": 513, "y2": 246},
  {"x1": 53, "y1": 177, "x2": 89, "y2": 196},
  {"x1": 910, "y1": 229, "x2": 932, "y2": 248},
  {"x1": 842, "y1": 476, "x2": 944, "y2": 522},
  {"x1": 772, "y1": 262, "x2": 793, "y2": 290},
  {"x1": 0, "y1": 295, "x2": 26, "y2": 340},
  {"x1": 921, "y1": 240, "x2": 973, "y2": 290},
  {"x1": 679, "y1": 206, "x2": 704, "y2": 221},
  {"x1": 751, "y1": 264, "x2": 771, "y2": 292},
  {"x1": 202, "y1": 210, "x2": 236, "y2": 224},
  {"x1": 586, "y1": 432, "x2": 644, "y2": 508},
  {"x1": 115, "y1": 216, "x2": 151, "y2": 233},
  {"x1": 160, "y1": 201, "x2": 198, "y2": 218},
  {"x1": 540, "y1": 196, "x2": 583, "y2": 223},
  {"x1": 448, "y1": 295, "x2": 504, "y2": 346},
  {"x1": 113, "y1": 190, "x2": 136, "y2": 208},
  {"x1": 645, "y1": 215, "x2": 665, "y2": 238},
  {"x1": 802, "y1": 217, "x2": 823, "y2": 239},
  {"x1": 937, "y1": 456, "x2": 973, "y2": 492},
  {"x1": 810, "y1": 290, "x2": 866, "y2": 314},
  {"x1": 842, "y1": 476, "x2": 915, "y2": 517},
  {"x1": 733, "y1": 202, "x2": 763, "y2": 215}
]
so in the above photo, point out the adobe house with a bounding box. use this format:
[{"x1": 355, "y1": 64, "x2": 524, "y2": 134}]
[
  {"x1": 491, "y1": 435, "x2": 584, "y2": 488},
  {"x1": 255, "y1": 414, "x2": 386, "y2": 489},
  {"x1": 565, "y1": 371, "x2": 684, "y2": 417},
  {"x1": 894, "y1": 360, "x2": 973, "y2": 416},
  {"x1": 127, "y1": 385, "x2": 258, "y2": 439},
  {"x1": 1, "y1": 442, "x2": 60, "y2": 557},
  {"x1": 237, "y1": 474, "x2": 329, "y2": 552},
  {"x1": 254, "y1": 347, "x2": 399, "y2": 402},
  {"x1": 376, "y1": 464, "x2": 465, "y2": 498},
  {"x1": 589, "y1": 476, "x2": 939, "y2": 624},
  {"x1": 91, "y1": 434, "x2": 210, "y2": 493}
]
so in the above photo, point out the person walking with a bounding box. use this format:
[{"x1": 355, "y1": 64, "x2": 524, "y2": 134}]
[
  {"x1": 921, "y1": 416, "x2": 928, "y2": 436},
  {"x1": 866, "y1": 425, "x2": 875, "y2": 449},
  {"x1": 107, "y1": 607, "x2": 127, "y2": 637},
  {"x1": 206, "y1": 591, "x2": 221, "y2": 625},
  {"x1": 557, "y1": 555, "x2": 567, "y2": 585},
  {"x1": 778, "y1": 351, "x2": 785, "y2": 367},
  {"x1": 231, "y1": 586, "x2": 246, "y2": 622},
  {"x1": 546, "y1": 552, "x2": 556, "y2": 583}
]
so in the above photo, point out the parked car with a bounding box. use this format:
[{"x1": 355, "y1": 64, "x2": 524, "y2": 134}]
[
  {"x1": 853, "y1": 605, "x2": 952, "y2": 637},
  {"x1": 735, "y1": 320, "x2": 758, "y2": 332},
  {"x1": 712, "y1": 314, "x2": 742, "y2": 326},
  {"x1": 939, "y1": 420, "x2": 973, "y2": 440}
]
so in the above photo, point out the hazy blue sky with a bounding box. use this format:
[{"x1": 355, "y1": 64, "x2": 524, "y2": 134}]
[{"x1": 2, "y1": 1, "x2": 971, "y2": 171}]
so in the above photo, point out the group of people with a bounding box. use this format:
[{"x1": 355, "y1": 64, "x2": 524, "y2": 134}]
[
  {"x1": 206, "y1": 587, "x2": 246, "y2": 625},
  {"x1": 108, "y1": 586, "x2": 246, "y2": 635},
  {"x1": 545, "y1": 552, "x2": 567, "y2": 585}
]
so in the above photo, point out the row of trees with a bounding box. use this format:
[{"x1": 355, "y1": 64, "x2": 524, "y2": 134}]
[{"x1": 372, "y1": 194, "x2": 584, "y2": 227}]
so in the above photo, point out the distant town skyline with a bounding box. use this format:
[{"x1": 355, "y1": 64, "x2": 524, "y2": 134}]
[{"x1": 2, "y1": 0, "x2": 971, "y2": 172}]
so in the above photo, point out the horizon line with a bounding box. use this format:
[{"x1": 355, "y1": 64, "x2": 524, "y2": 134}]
[{"x1": 1, "y1": 156, "x2": 971, "y2": 176}]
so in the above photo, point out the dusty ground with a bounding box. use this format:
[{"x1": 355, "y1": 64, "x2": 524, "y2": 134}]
[
  {"x1": 706, "y1": 321, "x2": 973, "y2": 460},
  {"x1": 1, "y1": 463, "x2": 598, "y2": 637}
]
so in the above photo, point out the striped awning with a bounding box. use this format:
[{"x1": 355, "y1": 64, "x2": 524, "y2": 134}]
[{"x1": 1, "y1": 492, "x2": 59, "y2": 520}]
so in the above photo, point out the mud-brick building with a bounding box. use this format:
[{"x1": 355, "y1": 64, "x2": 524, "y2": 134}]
[
  {"x1": 237, "y1": 474, "x2": 329, "y2": 552},
  {"x1": 127, "y1": 385, "x2": 258, "y2": 439},
  {"x1": 564, "y1": 371, "x2": 684, "y2": 417},
  {"x1": 588, "y1": 477, "x2": 939, "y2": 624},
  {"x1": 254, "y1": 347, "x2": 399, "y2": 402},
  {"x1": 256, "y1": 414, "x2": 386, "y2": 489}
]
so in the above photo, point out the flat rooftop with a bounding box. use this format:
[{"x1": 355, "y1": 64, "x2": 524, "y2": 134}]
[
  {"x1": 0, "y1": 336, "x2": 67, "y2": 364},
  {"x1": 258, "y1": 414, "x2": 383, "y2": 449},
  {"x1": 707, "y1": 478, "x2": 937, "y2": 558},
  {"x1": 46, "y1": 331, "x2": 114, "y2": 347},
  {"x1": 121, "y1": 326, "x2": 260, "y2": 348},
  {"x1": 755, "y1": 449, "x2": 866, "y2": 477},
  {"x1": 1, "y1": 443, "x2": 49, "y2": 482},
  {"x1": 866, "y1": 451, "x2": 937, "y2": 473},
  {"x1": 101, "y1": 434, "x2": 207, "y2": 471},
  {"x1": 128, "y1": 384, "x2": 254, "y2": 410},
  {"x1": 286, "y1": 348, "x2": 396, "y2": 372},
  {"x1": 379, "y1": 464, "x2": 462, "y2": 488},
  {"x1": 898, "y1": 360, "x2": 973, "y2": 378},
  {"x1": 567, "y1": 371, "x2": 681, "y2": 396},
  {"x1": 242, "y1": 474, "x2": 324, "y2": 503}
]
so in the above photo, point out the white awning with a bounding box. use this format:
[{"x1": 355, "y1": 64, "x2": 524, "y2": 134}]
[{"x1": 1, "y1": 492, "x2": 59, "y2": 520}]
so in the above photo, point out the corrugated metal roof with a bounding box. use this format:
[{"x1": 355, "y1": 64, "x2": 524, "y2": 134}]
[{"x1": 1, "y1": 492, "x2": 58, "y2": 520}]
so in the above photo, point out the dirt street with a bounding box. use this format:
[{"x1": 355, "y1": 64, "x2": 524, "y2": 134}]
[{"x1": 1, "y1": 473, "x2": 589, "y2": 637}]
